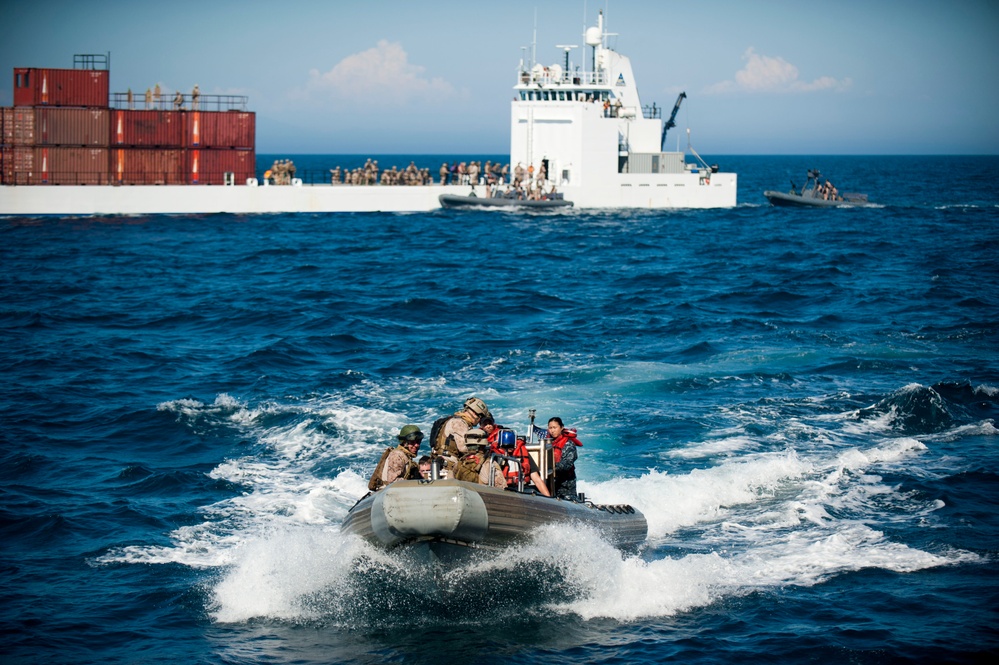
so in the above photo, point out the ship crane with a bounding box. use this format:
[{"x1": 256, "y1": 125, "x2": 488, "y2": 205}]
[{"x1": 660, "y1": 91, "x2": 687, "y2": 151}]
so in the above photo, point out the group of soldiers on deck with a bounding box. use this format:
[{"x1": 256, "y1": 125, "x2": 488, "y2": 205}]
[
  {"x1": 263, "y1": 160, "x2": 296, "y2": 185},
  {"x1": 327, "y1": 159, "x2": 517, "y2": 186},
  {"x1": 330, "y1": 160, "x2": 432, "y2": 186}
]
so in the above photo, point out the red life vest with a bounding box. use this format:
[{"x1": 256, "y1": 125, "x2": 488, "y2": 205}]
[
  {"x1": 551, "y1": 428, "x2": 582, "y2": 463},
  {"x1": 491, "y1": 440, "x2": 534, "y2": 488}
]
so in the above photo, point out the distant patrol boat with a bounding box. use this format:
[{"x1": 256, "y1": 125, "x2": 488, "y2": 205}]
[
  {"x1": 765, "y1": 169, "x2": 875, "y2": 207},
  {"x1": 1, "y1": 10, "x2": 737, "y2": 215}
]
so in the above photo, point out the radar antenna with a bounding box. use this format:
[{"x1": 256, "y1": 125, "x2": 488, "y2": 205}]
[{"x1": 555, "y1": 45, "x2": 577, "y2": 76}]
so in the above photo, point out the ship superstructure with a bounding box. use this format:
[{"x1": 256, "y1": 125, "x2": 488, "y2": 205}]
[{"x1": 509, "y1": 10, "x2": 736, "y2": 208}]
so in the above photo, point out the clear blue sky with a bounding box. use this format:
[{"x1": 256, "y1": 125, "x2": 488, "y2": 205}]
[{"x1": 2, "y1": 0, "x2": 997, "y2": 154}]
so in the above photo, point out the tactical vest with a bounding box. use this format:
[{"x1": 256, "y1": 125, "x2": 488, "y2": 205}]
[
  {"x1": 453, "y1": 452, "x2": 483, "y2": 483},
  {"x1": 367, "y1": 447, "x2": 394, "y2": 491},
  {"x1": 367, "y1": 446, "x2": 420, "y2": 491},
  {"x1": 430, "y1": 414, "x2": 464, "y2": 457}
]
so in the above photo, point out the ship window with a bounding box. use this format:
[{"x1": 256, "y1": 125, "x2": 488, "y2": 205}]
[
  {"x1": 520, "y1": 91, "x2": 526, "y2": 100},
  {"x1": 558, "y1": 91, "x2": 565, "y2": 101},
  {"x1": 543, "y1": 91, "x2": 550, "y2": 101}
]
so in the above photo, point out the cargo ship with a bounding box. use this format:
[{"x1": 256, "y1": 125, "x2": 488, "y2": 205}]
[{"x1": 0, "y1": 13, "x2": 737, "y2": 215}]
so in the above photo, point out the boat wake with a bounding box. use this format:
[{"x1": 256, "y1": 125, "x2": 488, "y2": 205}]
[{"x1": 93, "y1": 383, "x2": 985, "y2": 625}]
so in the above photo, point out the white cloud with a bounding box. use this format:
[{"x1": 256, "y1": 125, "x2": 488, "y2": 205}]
[
  {"x1": 706, "y1": 48, "x2": 851, "y2": 94},
  {"x1": 299, "y1": 40, "x2": 456, "y2": 105}
]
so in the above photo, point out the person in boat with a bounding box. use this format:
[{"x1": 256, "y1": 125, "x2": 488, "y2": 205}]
[
  {"x1": 430, "y1": 396, "x2": 489, "y2": 462},
  {"x1": 547, "y1": 417, "x2": 583, "y2": 500},
  {"x1": 480, "y1": 415, "x2": 501, "y2": 445},
  {"x1": 418, "y1": 455, "x2": 432, "y2": 479},
  {"x1": 485, "y1": 423, "x2": 553, "y2": 497},
  {"x1": 367, "y1": 425, "x2": 424, "y2": 491},
  {"x1": 439, "y1": 162, "x2": 449, "y2": 185},
  {"x1": 452, "y1": 428, "x2": 507, "y2": 488}
]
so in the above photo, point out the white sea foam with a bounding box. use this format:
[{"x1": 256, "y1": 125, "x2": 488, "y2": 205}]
[{"x1": 116, "y1": 388, "x2": 982, "y2": 625}]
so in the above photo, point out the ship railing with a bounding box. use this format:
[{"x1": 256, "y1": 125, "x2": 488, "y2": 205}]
[
  {"x1": 293, "y1": 169, "x2": 512, "y2": 186},
  {"x1": 642, "y1": 104, "x2": 663, "y2": 120},
  {"x1": 2, "y1": 170, "x2": 255, "y2": 186},
  {"x1": 3, "y1": 171, "x2": 118, "y2": 186},
  {"x1": 518, "y1": 69, "x2": 606, "y2": 87},
  {"x1": 109, "y1": 93, "x2": 250, "y2": 112},
  {"x1": 74, "y1": 53, "x2": 110, "y2": 70}
]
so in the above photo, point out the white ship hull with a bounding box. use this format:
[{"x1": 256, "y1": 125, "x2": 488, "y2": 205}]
[{"x1": 0, "y1": 174, "x2": 735, "y2": 216}]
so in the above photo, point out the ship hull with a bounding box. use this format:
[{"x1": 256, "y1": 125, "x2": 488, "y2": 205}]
[{"x1": 1, "y1": 176, "x2": 736, "y2": 216}]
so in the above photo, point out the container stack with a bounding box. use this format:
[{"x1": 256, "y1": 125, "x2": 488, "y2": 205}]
[
  {"x1": 2, "y1": 55, "x2": 255, "y2": 186},
  {"x1": 2, "y1": 66, "x2": 112, "y2": 185}
]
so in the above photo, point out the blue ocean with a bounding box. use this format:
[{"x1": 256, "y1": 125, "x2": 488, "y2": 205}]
[{"x1": 2, "y1": 155, "x2": 998, "y2": 664}]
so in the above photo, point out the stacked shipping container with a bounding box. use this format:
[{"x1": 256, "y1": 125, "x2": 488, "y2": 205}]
[{"x1": 2, "y1": 62, "x2": 255, "y2": 186}]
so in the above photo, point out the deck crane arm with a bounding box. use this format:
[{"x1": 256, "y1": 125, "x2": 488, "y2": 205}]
[{"x1": 660, "y1": 92, "x2": 687, "y2": 151}]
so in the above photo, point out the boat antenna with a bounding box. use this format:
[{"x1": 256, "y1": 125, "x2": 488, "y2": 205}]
[{"x1": 532, "y1": 8, "x2": 538, "y2": 70}]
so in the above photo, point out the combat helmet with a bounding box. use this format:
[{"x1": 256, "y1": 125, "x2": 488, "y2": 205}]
[
  {"x1": 398, "y1": 425, "x2": 424, "y2": 443},
  {"x1": 463, "y1": 396, "x2": 488, "y2": 418},
  {"x1": 464, "y1": 428, "x2": 488, "y2": 450}
]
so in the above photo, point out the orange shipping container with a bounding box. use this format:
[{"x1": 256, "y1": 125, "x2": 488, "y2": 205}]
[
  {"x1": 112, "y1": 110, "x2": 184, "y2": 147},
  {"x1": 112, "y1": 148, "x2": 185, "y2": 185},
  {"x1": 188, "y1": 148, "x2": 255, "y2": 185},
  {"x1": 29, "y1": 107, "x2": 111, "y2": 146},
  {"x1": 13, "y1": 68, "x2": 109, "y2": 107},
  {"x1": 9, "y1": 107, "x2": 35, "y2": 145},
  {"x1": 1, "y1": 146, "x2": 110, "y2": 185},
  {"x1": 186, "y1": 111, "x2": 255, "y2": 149}
]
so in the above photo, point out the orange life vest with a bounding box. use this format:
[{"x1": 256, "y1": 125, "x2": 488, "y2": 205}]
[{"x1": 551, "y1": 429, "x2": 582, "y2": 463}]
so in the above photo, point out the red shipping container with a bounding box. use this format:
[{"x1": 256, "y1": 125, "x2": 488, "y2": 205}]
[
  {"x1": 39, "y1": 147, "x2": 110, "y2": 184},
  {"x1": 188, "y1": 148, "x2": 255, "y2": 184},
  {"x1": 112, "y1": 110, "x2": 184, "y2": 147},
  {"x1": 31, "y1": 107, "x2": 111, "y2": 146},
  {"x1": 2, "y1": 146, "x2": 109, "y2": 185},
  {"x1": 112, "y1": 148, "x2": 185, "y2": 185},
  {"x1": 0, "y1": 146, "x2": 8, "y2": 183},
  {"x1": 10, "y1": 107, "x2": 35, "y2": 145},
  {"x1": 1, "y1": 107, "x2": 9, "y2": 145},
  {"x1": 13, "y1": 68, "x2": 109, "y2": 108},
  {"x1": 186, "y1": 111, "x2": 255, "y2": 149}
]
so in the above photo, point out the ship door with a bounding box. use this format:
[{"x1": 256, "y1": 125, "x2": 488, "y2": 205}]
[{"x1": 541, "y1": 158, "x2": 549, "y2": 182}]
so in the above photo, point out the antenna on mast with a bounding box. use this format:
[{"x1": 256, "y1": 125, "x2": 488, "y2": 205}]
[
  {"x1": 532, "y1": 8, "x2": 538, "y2": 69},
  {"x1": 555, "y1": 45, "x2": 577, "y2": 75}
]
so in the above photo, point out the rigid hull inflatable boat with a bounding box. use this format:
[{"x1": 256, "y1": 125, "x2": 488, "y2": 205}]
[{"x1": 341, "y1": 478, "x2": 647, "y2": 561}]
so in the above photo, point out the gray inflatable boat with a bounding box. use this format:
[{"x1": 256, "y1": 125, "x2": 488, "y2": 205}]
[
  {"x1": 765, "y1": 169, "x2": 875, "y2": 207},
  {"x1": 341, "y1": 478, "x2": 647, "y2": 561}
]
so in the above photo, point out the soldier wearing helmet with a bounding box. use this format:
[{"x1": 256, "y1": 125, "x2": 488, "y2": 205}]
[
  {"x1": 431, "y1": 396, "x2": 489, "y2": 460},
  {"x1": 452, "y1": 428, "x2": 507, "y2": 489},
  {"x1": 368, "y1": 425, "x2": 425, "y2": 490}
]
